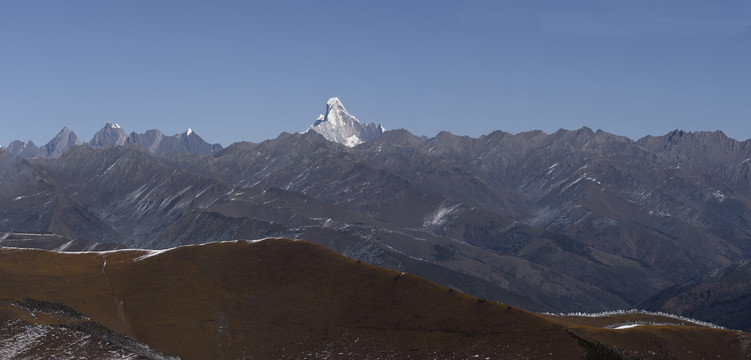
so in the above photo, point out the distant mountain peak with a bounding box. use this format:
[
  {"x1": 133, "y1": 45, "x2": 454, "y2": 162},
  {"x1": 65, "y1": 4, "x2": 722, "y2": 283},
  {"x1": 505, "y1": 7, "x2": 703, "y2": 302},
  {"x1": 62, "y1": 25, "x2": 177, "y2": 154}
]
[
  {"x1": 308, "y1": 97, "x2": 385, "y2": 147},
  {"x1": 322, "y1": 97, "x2": 355, "y2": 127},
  {"x1": 126, "y1": 127, "x2": 221, "y2": 155},
  {"x1": 43, "y1": 127, "x2": 82, "y2": 158},
  {"x1": 90, "y1": 122, "x2": 128, "y2": 148}
]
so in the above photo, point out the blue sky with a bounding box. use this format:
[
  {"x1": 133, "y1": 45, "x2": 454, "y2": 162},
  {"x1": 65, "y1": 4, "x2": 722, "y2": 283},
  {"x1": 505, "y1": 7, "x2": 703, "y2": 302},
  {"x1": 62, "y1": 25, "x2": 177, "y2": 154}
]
[{"x1": 2, "y1": 0, "x2": 750, "y2": 147}]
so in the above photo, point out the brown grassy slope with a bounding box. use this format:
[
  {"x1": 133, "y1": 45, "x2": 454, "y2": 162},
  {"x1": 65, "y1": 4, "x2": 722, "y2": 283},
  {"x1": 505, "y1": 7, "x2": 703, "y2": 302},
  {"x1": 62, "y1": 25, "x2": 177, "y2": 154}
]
[
  {"x1": 1, "y1": 239, "x2": 750, "y2": 359},
  {"x1": 0, "y1": 240, "x2": 583, "y2": 359},
  {"x1": 545, "y1": 313, "x2": 751, "y2": 359}
]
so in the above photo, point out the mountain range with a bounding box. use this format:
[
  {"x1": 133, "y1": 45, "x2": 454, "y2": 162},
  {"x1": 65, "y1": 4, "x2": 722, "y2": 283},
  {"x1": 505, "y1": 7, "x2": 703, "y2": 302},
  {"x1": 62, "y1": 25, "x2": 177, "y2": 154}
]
[
  {"x1": 5, "y1": 123, "x2": 221, "y2": 159},
  {"x1": 1, "y1": 97, "x2": 751, "y2": 332}
]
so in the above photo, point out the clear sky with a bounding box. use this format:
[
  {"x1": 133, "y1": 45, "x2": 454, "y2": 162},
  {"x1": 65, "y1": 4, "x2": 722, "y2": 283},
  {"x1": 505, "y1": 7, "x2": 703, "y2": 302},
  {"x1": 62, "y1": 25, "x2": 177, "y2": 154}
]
[{"x1": 2, "y1": 0, "x2": 750, "y2": 148}]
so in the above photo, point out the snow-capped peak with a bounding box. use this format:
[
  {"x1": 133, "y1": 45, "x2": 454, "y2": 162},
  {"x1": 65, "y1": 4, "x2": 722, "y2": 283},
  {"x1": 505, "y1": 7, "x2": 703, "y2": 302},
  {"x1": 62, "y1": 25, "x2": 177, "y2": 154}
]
[
  {"x1": 324, "y1": 97, "x2": 357, "y2": 127},
  {"x1": 327, "y1": 96, "x2": 345, "y2": 109},
  {"x1": 307, "y1": 97, "x2": 385, "y2": 147},
  {"x1": 186, "y1": 128, "x2": 193, "y2": 136},
  {"x1": 105, "y1": 122, "x2": 121, "y2": 129}
]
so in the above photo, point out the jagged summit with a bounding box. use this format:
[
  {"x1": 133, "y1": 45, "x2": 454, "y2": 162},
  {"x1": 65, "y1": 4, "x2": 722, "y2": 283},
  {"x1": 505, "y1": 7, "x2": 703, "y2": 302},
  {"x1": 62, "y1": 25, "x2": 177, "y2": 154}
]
[
  {"x1": 308, "y1": 97, "x2": 385, "y2": 147},
  {"x1": 125, "y1": 127, "x2": 222, "y2": 155},
  {"x1": 43, "y1": 127, "x2": 82, "y2": 158},
  {"x1": 319, "y1": 97, "x2": 353, "y2": 127},
  {"x1": 89, "y1": 122, "x2": 128, "y2": 148},
  {"x1": 7, "y1": 124, "x2": 222, "y2": 158}
]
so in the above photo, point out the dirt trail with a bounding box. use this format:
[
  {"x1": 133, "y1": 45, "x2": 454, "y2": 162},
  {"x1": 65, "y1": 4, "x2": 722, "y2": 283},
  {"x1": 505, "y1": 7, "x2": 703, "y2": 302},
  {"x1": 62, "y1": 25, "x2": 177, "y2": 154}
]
[{"x1": 101, "y1": 254, "x2": 131, "y2": 336}]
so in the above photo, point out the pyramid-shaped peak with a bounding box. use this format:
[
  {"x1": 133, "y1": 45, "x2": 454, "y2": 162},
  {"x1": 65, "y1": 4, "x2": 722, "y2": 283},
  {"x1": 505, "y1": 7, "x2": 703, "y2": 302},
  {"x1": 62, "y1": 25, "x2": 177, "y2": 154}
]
[
  {"x1": 323, "y1": 97, "x2": 359, "y2": 127},
  {"x1": 43, "y1": 127, "x2": 82, "y2": 158},
  {"x1": 327, "y1": 97, "x2": 344, "y2": 108},
  {"x1": 308, "y1": 97, "x2": 385, "y2": 147},
  {"x1": 325, "y1": 97, "x2": 349, "y2": 116}
]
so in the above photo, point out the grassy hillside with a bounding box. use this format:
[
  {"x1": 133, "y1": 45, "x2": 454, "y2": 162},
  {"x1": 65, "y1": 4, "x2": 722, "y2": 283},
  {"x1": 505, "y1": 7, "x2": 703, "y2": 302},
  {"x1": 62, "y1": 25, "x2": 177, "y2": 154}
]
[{"x1": 1, "y1": 239, "x2": 749, "y2": 359}]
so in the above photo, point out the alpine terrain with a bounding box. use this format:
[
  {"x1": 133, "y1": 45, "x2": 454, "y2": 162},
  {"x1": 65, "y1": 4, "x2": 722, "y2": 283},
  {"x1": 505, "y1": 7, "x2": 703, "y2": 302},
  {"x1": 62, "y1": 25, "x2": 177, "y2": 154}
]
[{"x1": 2, "y1": 97, "x2": 751, "y2": 358}]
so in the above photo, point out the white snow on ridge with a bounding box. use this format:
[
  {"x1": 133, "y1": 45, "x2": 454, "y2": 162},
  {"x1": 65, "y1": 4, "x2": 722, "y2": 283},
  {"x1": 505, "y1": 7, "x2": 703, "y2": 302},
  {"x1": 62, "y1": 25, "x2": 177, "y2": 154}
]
[
  {"x1": 1, "y1": 238, "x2": 279, "y2": 261},
  {"x1": 547, "y1": 309, "x2": 726, "y2": 330},
  {"x1": 612, "y1": 323, "x2": 642, "y2": 330},
  {"x1": 132, "y1": 248, "x2": 172, "y2": 262},
  {"x1": 131, "y1": 238, "x2": 276, "y2": 262}
]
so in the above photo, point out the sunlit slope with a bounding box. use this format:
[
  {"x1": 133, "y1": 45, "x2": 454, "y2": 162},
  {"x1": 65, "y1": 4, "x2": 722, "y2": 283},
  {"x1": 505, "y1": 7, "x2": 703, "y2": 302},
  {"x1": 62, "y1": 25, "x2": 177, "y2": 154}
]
[{"x1": 1, "y1": 239, "x2": 749, "y2": 359}]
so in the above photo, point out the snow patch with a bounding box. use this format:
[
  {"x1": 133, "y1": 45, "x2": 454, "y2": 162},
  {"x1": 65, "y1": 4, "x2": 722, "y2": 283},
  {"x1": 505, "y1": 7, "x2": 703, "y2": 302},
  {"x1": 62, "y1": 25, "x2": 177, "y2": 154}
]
[
  {"x1": 344, "y1": 134, "x2": 363, "y2": 147},
  {"x1": 186, "y1": 128, "x2": 193, "y2": 135},
  {"x1": 547, "y1": 163, "x2": 559, "y2": 175},
  {"x1": 710, "y1": 189, "x2": 728, "y2": 202},
  {"x1": 561, "y1": 175, "x2": 585, "y2": 192},
  {"x1": 0, "y1": 321, "x2": 50, "y2": 358},
  {"x1": 424, "y1": 204, "x2": 462, "y2": 228},
  {"x1": 612, "y1": 323, "x2": 642, "y2": 329},
  {"x1": 648, "y1": 210, "x2": 672, "y2": 217},
  {"x1": 12, "y1": 192, "x2": 45, "y2": 201},
  {"x1": 584, "y1": 175, "x2": 602, "y2": 185},
  {"x1": 57, "y1": 240, "x2": 77, "y2": 252},
  {"x1": 132, "y1": 249, "x2": 172, "y2": 262}
]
